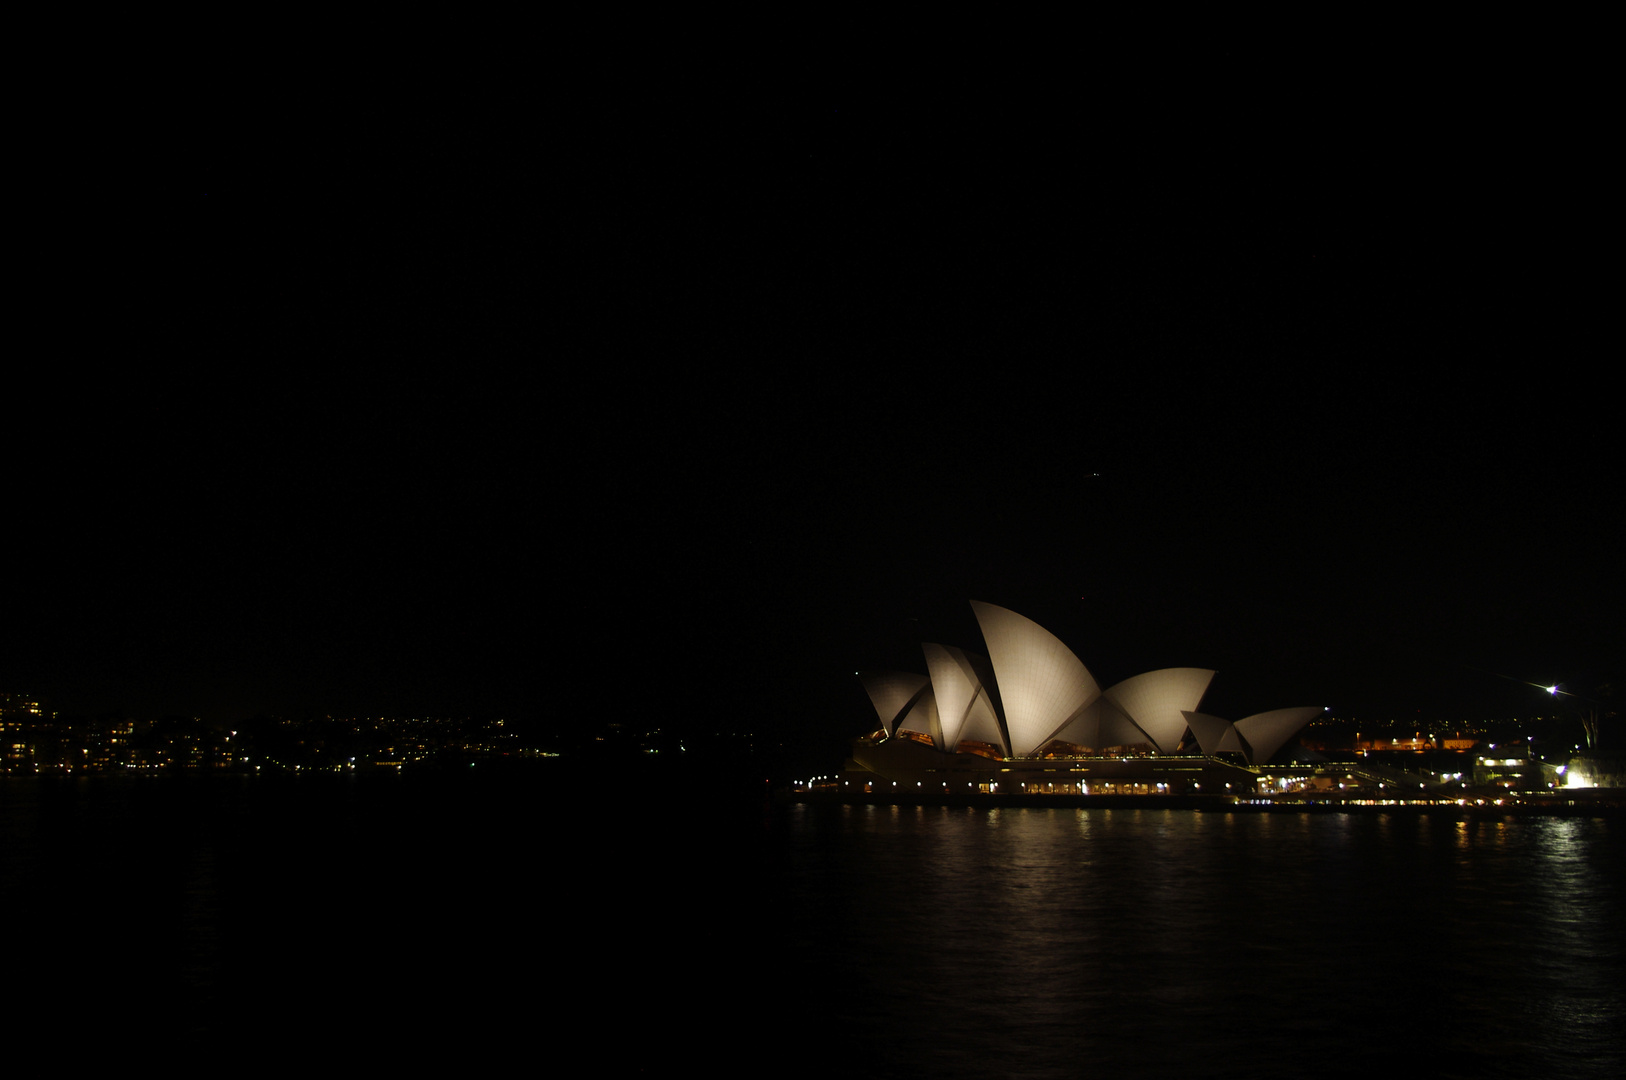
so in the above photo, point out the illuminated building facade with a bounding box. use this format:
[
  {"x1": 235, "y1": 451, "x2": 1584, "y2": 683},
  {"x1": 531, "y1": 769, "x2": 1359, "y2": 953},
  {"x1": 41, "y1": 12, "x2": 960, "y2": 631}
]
[
  {"x1": 848, "y1": 602, "x2": 1320, "y2": 793},
  {"x1": 1473, "y1": 752, "x2": 1563, "y2": 791}
]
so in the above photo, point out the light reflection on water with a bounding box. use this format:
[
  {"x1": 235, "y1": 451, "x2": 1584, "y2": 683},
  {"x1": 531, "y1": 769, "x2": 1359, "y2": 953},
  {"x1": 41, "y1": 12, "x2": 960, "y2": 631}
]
[
  {"x1": 775, "y1": 804, "x2": 1625, "y2": 1080},
  {"x1": 3, "y1": 778, "x2": 1621, "y2": 1077}
]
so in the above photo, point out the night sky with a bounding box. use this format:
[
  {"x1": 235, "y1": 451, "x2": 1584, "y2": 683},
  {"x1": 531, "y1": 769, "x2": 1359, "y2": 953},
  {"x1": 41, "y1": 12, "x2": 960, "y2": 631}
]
[{"x1": 8, "y1": 82, "x2": 1617, "y2": 763}]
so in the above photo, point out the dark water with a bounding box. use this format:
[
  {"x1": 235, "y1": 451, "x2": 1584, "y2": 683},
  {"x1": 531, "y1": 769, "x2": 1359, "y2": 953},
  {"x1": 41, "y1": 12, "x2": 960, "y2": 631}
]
[
  {"x1": 5, "y1": 779, "x2": 1623, "y2": 1077},
  {"x1": 758, "y1": 804, "x2": 1626, "y2": 1080}
]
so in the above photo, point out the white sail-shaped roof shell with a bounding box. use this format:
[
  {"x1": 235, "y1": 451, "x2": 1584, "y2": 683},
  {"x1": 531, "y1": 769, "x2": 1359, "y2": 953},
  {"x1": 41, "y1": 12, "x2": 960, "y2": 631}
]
[
  {"x1": 1184, "y1": 711, "x2": 1245, "y2": 757},
  {"x1": 858, "y1": 671, "x2": 929, "y2": 737},
  {"x1": 1100, "y1": 668, "x2": 1215, "y2": 754},
  {"x1": 895, "y1": 688, "x2": 941, "y2": 745},
  {"x1": 1052, "y1": 694, "x2": 1154, "y2": 751},
  {"x1": 1235, "y1": 707, "x2": 1321, "y2": 765},
  {"x1": 1185, "y1": 708, "x2": 1318, "y2": 763},
  {"x1": 922, "y1": 643, "x2": 1007, "y2": 755},
  {"x1": 971, "y1": 600, "x2": 1100, "y2": 757}
]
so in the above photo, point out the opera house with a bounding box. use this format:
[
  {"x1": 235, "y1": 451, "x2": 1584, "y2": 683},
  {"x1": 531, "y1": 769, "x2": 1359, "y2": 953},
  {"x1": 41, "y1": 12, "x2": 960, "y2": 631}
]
[{"x1": 846, "y1": 601, "x2": 1320, "y2": 796}]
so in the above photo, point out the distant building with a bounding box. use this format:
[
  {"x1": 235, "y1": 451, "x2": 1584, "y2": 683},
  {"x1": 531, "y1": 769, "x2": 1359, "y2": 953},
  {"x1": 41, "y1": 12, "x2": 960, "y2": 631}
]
[
  {"x1": 0, "y1": 691, "x2": 48, "y2": 726},
  {"x1": 846, "y1": 602, "x2": 1320, "y2": 794},
  {"x1": 1, "y1": 693, "x2": 50, "y2": 771},
  {"x1": 1473, "y1": 751, "x2": 1563, "y2": 791}
]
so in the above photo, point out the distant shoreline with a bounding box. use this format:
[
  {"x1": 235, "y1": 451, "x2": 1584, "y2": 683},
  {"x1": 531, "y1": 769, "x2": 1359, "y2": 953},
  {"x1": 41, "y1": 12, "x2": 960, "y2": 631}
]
[{"x1": 786, "y1": 790, "x2": 1626, "y2": 815}]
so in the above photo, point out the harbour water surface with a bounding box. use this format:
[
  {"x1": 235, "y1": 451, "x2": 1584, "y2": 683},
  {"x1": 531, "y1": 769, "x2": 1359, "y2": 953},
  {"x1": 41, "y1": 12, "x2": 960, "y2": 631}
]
[{"x1": 4, "y1": 777, "x2": 1622, "y2": 1077}]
